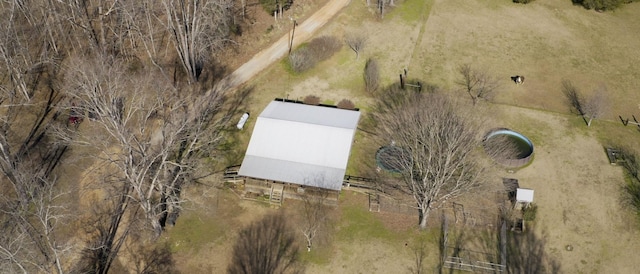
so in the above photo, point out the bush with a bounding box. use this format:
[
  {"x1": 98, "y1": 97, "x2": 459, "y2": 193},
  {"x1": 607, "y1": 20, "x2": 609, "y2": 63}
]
[
  {"x1": 288, "y1": 36, "x2": 341, "y2": 73},
  {"x1": 523, "y1": 204, "x2": 538, "y2": 222},
  {"x1": 618, "y1": 147, "x2": 640, "y2": 221},
  {"x1": 303, "y1": 95, "x2": 321, "y2": 105},
  {"x1": 337, "y1": 99, "x2": 356, "y2": 110},
  {"x1": 307, "y1": 36, "x2": 342, "y2": 61},
  {"x1": 364, "y1": 58, "x2": 379, "y2": 93},
  {"x1": 625, "y1": 179, "x2": 640, "y2": 220},
  {"x1": 513, "y1": 0, "x2": 535, "y2": 3},
  {"x1": 289, "y1": 47, "x2": 315, "y2": 73}
]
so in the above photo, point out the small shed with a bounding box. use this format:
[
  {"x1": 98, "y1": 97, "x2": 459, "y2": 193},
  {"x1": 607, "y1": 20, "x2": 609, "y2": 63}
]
[{"x1": 515, "y1": 188, "x2": 534, "y2": 209}]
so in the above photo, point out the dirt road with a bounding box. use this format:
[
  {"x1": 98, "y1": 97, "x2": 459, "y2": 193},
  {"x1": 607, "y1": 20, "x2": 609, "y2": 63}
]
[{"x1": 217, "y1": 0, "x2": 351, "y2": 91}]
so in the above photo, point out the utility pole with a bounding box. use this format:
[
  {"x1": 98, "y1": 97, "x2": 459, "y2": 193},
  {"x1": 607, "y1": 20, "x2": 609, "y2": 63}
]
[{"x1": 289, "y1": 19, "x2": 298, "y2": 55}]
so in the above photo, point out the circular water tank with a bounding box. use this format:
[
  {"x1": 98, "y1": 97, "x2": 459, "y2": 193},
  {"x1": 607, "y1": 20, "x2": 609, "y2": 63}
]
[{"x1": 483, "y1": 129, "x2": 534, "y2": 168}]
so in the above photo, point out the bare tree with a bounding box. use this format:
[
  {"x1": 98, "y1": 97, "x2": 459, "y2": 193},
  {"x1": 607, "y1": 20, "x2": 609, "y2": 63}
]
[
  {"x1": 364, "y1": 58, "x2": 379, "y2": 93},
  {"x1": 583, "y1": 85, "x2": 608, "y2": 127},
  {"x1": 298, "y1": 181, "x2": 332, "y2": 252},
  {"x1": 161, "y1": 0, "x2": 234, "y2": 82},
  {"x1": 300, "y1": 198, "x2": 327, "y2": 252},
  {"x1": 120, "y1": 0, "x2": 170, "y2": 70},
  {"x1": 0, "y1": 176, "x2": 71, "y2": 274},
  {"x1": 561, "y1": 80, "x2": 584, "y2": 116},
  {"x1": 75, "y1": 182, "x2": 133, "y2": 274},
  {"x1": 377, "y1": 0, "x2": 386, "y2": 18},
  {"x1": 289, "y1": 47, "x2": 315, "y2": 73},
  {"x1": 345, "y1": 33, "x2": 366, "y2": 60},
  {"x1": 457, "y1": 64, "x2": 500, "y2": 105},
  {"x1": 372, "y1": 91, "x2": 484, "y2": 228},
  {"x1": 561, "y1": 80, "x2": 607, "y2": 127},
  {"x1": 63, "y1": 55, "x2": 230, "y2": 237},
  {"x1": 228, "y1": 212, "x2": 303, "y2": 274},
  {"x1": 0, "y1": 4, "x2": 81, "y2": 272}
]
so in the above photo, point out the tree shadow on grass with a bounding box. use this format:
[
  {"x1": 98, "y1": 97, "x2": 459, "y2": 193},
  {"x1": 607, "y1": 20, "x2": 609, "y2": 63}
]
[
  {"x1": 228, "y1": 212, "x2": 304, "y2": 274},
  {"x1": 438, "y1": 215, "x2": 560, "y2": 274},
  {"x1": 506, "y1": 228, "x2": 561, "y2": 274},
  {"x1": 130, "y1": 242, "x2": 178, "y2": 274}
]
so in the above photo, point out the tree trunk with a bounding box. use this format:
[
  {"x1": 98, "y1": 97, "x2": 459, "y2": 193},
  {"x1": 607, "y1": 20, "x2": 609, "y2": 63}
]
[
  {"x1": 419, "y1": 206, "x2": 431, "y2": 229},
  {"x1": 150, "y1": 215, "x2": 163, "y2": 238}
]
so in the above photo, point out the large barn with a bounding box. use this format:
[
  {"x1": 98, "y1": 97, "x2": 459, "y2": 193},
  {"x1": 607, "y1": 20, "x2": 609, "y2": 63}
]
[{"x1": 237, "y1": 100, "x2": 361, "y2": 203}]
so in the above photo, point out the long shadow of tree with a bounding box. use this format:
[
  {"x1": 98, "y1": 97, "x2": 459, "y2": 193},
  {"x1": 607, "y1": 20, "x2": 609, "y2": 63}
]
[
  {"x1": 130, "y1": 242, "x2": 177, "y2": 274},
  {"x1": 438, "y1": 216, "x2": 561, "y2": 274},
  {"x1": 228, "y1": 212, "x2": 304, "y2": 274},
  {"x1": 506, "y1": 228, "x2": 561, "y2": 274}
]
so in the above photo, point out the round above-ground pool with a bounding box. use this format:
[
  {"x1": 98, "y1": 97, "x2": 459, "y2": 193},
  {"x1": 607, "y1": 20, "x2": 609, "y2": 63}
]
[
  {"x1": 483, "y1": 128, "x2": 534, "y2": 168},
  {"x1": 375, "y1": 146, "x2": 409, "y2": 173}
]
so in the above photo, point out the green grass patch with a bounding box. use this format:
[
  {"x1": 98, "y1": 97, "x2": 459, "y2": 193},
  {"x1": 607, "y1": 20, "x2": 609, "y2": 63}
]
[
  {"x1": 392, "y1": 0, "x2": 432, "y2": 22},
  {"x1": 336, "y1": 203, "x2": 398, "y2": 241},
  {"x1": 322, "y1": 99, "x2": 335, "y2": 105},
  {"x1": 167, "y1": 211, "x2": 227, "y2": 253},
  {"x1": 346, "y1": 128, "x2": 377, "y2": 175},
  {"x1": 299, "y1": 244, "x2": 335, "y2": 265},
  {"x1": 337, "y1": 49, "x2": 355, "y2": 66},
  {"x1": 334, "y1": 71, "x2": 365, "y2": 94}
]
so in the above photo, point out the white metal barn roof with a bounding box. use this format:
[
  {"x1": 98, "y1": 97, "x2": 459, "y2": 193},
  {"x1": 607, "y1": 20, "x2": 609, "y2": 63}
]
[{"x1": 238, "y1": 101, "x2": 361, "y2": 191}]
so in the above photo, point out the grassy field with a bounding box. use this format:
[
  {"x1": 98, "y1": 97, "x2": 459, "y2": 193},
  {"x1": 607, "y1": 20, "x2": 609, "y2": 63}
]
[{"x1": 167, "y1": 0, "x2": 640, "y2": 273}]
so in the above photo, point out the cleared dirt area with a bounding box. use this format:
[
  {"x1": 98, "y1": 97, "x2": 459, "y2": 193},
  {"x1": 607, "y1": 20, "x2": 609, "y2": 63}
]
[{"x1": 167, "y1": 0, "x2": 640, "y2": 273}]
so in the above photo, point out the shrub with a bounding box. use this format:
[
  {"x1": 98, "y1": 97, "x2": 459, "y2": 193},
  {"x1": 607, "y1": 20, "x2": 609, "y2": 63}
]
[
  {"x1": 364, "y1": 58, "x2": 379, "y2": 93},
  {"x1": 307, "y1": 36, "x2": 342, "y2": 61},
  {"x1": 513, "y1": 0, "x2": 536, "y2": 3},
  {"x1": 289, "y1": 47, "x2": 315, "y2": 73},
  {"x1": 625, "y1": 179, "x2": 640, "y2": 220},
  {"x1": 303, "y1": 95, "x2": 320, "y2": 105},
  {"x1": 617, "y1": 147, "x2": 640, "y2": 221},
  {"x1": 523, "y1": 204, "x2": 538, "y2": 222},
  {"x1": 288, "y1": 36, "x2": 341, "y2": 73},
  {"x1": 337, "y1": 99, "x2": 356, "y2": 110}
]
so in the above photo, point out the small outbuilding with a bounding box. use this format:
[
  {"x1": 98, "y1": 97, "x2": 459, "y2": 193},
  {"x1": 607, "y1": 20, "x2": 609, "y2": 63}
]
[
  {"x1": 515, "y1": 188, "x2": 534, "y2": 209},
  {"x1": 238, "y1": 100, "x2": 361, "y2": 203}
]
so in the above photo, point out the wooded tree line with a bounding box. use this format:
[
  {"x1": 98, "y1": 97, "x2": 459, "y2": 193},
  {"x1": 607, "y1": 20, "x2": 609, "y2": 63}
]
[{"x1": 0, "y1": 0, "x2": 243, "y2": 272}]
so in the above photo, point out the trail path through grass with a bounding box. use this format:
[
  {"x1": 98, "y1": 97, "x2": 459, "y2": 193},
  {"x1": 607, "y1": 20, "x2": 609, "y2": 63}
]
[{"x1": 405, "y1": 0, "x2": 434, "y2": 72}]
